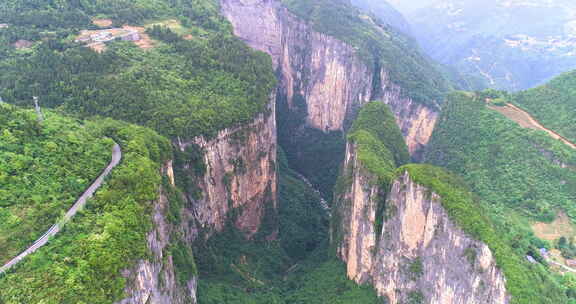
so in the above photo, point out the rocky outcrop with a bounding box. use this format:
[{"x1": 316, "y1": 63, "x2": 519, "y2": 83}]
[
  {"x1": 117, "y1": 182, "x2": 197, "y2": 304},
  {"x1": 179, "y1": 99, "x2": 277, "y2": 238},
  {"x1": 220, "y1": 0, "x2": 438, "y2": 158},
  {"x1": 336, "y1": 163, "x2": 509, "y2": 303}
]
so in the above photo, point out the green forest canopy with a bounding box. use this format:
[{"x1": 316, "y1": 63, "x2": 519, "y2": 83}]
[
  {"x1": 0, "y1": 0, "x2": 276, "y2": 140},
  {"x1": 0, "y1": 103, "x2": 111, "y2": 265},
  {"x1": 514, "y1": 70, "x2": 576, "y2": 143},
  {"x1": 425, "y1": 91, "x2": 576, "y2": 303},
  {"x1": 0, "y1": 116, "x2": 173, "y2": 303}
]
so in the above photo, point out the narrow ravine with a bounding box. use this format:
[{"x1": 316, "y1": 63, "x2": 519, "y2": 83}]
[{"x1": 0, "y1": 143, "x2": 122, "y2": 274}]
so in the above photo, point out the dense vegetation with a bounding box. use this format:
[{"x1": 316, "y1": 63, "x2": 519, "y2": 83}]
[
  {"x1": 427, "y1": 91, "x2": 576, "y2": 223},
  {"x1": 514, "y1": 70, "x2": 576, "y2": 143},
  {"x1": 425, "y1": 91, "x2": 576, "y2": 303},
  {"x1": 0, "y1": 0, "x2": 280, "y2": 302},
  {"x1": 0, "y1": 117, "x2": 172, "y2": 303},
  {"x1": 0, "y1": 0, "x2": 275, "y2": 139},
  {"x1": 334, "y1": 101, "x2": 408, "y2": 195},
  {"x1": 0, "y1": 0, "x2": 228, "y2": 32},
  {"x1": 277, "y1": 148, "x2": 329, "y2": 260},
  {"x1": 0, "y1": 104, "x2": 111, "y2": 265},
  {"x1": 281, "y1": 0, "x2": 451, "y2": 107},
  {"x1": 401, "y1": 164, "x2": 570, "y2": 304},
  {"x1": 348, "y1": 102, "x2": 410, "y2": 172}
]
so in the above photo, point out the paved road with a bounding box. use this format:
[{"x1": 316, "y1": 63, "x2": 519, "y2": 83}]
[{"x1": 0, "y1": 143, "x2": 122, "y2": 275}]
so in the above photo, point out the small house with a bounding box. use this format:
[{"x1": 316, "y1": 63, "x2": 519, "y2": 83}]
[
  {"x1": 91, "y1": 31, "x2": 113, "y2": 42},
  {"x1": 75, "y1": 36, "x2": 91, "y2": 43},
  {"x1": 121, "y1": 32, "x2": 141, "y2": 42},
  {"x1": 566, "y1": 259, "x2": 576, "y2": 267},
  {"x1": 13, "y1": 40, "x2": 33, "y2": 49}
]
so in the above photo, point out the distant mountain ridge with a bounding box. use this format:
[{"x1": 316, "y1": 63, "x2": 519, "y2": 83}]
[
  {"x1": 405, "y1": 0, "x2": 576, "y2": 90},
  {"x1": 348, "y1": 0, "x2": 412, "y2": 34}
]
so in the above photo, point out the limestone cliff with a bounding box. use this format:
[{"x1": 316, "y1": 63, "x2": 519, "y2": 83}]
[
  {"x1": 336, "y1": 162, "x2": 509, "y2": 303},
  {"x1": 117, "y1": 164, "x2": 197, "y2": 304},
  {"x1": 335, "y1": 141, "x2": 380, "y2": 283},
  {"x1": 220, "y1": 0, "x2": 438, "y2": 158},
  {"x1": 372, "y1": 172, "x2": 508, "y2": 304},
  {"x1": 178, "y1": 99, "x2": 277, "y2": 238},
  {"x1": 118, "y1": 96, "x2": 277, "y2": 303}
]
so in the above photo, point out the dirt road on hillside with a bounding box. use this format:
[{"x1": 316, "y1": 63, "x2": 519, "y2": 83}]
[{"x1": 488, "y1": 103, "x2": 576, "y2": 150}]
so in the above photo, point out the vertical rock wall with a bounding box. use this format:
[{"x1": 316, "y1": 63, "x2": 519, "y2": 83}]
[
  {"x1": 335, "y1": 141, "x2": 379, "y2": 283},
  {"x1": 116, "y1": 173, "x2": 197, "y2": 304},
  {"x1": 179, "y1": 99, "x2": 277, "y2": 238},
  {"x1": 220, "y1": 0, "x2": 438, "y2": 157},
  {"x1": 118, "y1": 95, "x2": 277, "y2": 304},
  {"x1": 336, "y1": 163, "x2": 509, "y2": 304}
]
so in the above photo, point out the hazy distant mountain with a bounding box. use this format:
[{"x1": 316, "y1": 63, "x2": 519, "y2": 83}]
[
  {"x1": 348, "y1": 0, "x2": 412, "y2": 34},
  {"x1": 407, "y1": 0, "x2": 576, "y2": 90},
  {"x1": 385, "y1": 0, "x2": 437, "y2": 14}
]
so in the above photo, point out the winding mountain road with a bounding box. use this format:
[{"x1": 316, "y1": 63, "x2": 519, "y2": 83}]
[{"x1": 0, "y1": 143, "x2": 122, "y2": 275}]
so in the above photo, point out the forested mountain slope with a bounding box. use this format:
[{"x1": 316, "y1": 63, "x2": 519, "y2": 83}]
[
  {"x1": 0, "y1": 0, "x2": 275, "y2": 139},
  {"x1": 0, "y1": 0, "x2": 278, "y2": 302},
  {"x1": 426, "y1": 91, "x2": 576, "y2": 303},
  {"x1": 514, "y1": 70, "x2": 576, "y2": 143},
  {"x1": 0, "y1": 0, "x2": 388, "y2": 303},
  {"x1": 333, "y1": 100, "x2": 570, "y2": 304},
  {"x1": 0, "y1": 111, "x2": 174, "y2": 303},
  {"x1": 0, "y1": 104, "x2": 112, "y2": 266},
  {"x1": 347, "y1": 0, "x2": 412, "y2": 34},
  {"x1": 222, "y1": 0, "x2": 451, "y2": 204}
]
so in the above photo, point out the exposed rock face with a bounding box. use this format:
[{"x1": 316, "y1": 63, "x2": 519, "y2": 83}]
[
  {"x1": 337, "y1": 161, "x2": 509, "y2": 303},
  {"x1": 379, "y1": 70, "x2": 439, "y2": 159},
  {"x1": 336, "y1": 142, "x2": 380, "y2": 283},
  {"x1": 119, "y1": 98, "x2": 277, "y2": 303},
  {"x1": 117, "y1": 184, "x2": 197, "y2": 304},
  {"x1": 179, "y1": 100, "x2": 277, "y2": 238},
  {"x1": 220, "y1": 0, "x2": 438, "y2": 158}
]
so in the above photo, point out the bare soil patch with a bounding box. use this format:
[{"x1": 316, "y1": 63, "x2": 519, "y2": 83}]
[
  {"x1": 76, "y1": 26, "x2": 156, "y2": 52},
  {"x1": 13, "y1": 40, "x2": 33, "y2": 49},
  {"x1": 532, "y1": 212, "x2": 576, "y2": 242},
  {"x1": 89, "y1": 42, "x2": 107, "y2": 53},
  {"x1": 488, "y1": 103, "x2": 576, "y2": 149},
  {"x1": 93, "y1": 19, "x2": 113, "y2": 28},
  {"x1": 488, "y1": 103, "x2": 541, "y2": 129},
  {"x1": 122, "y1": 25, "x2": 155, "y2": 50}
]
